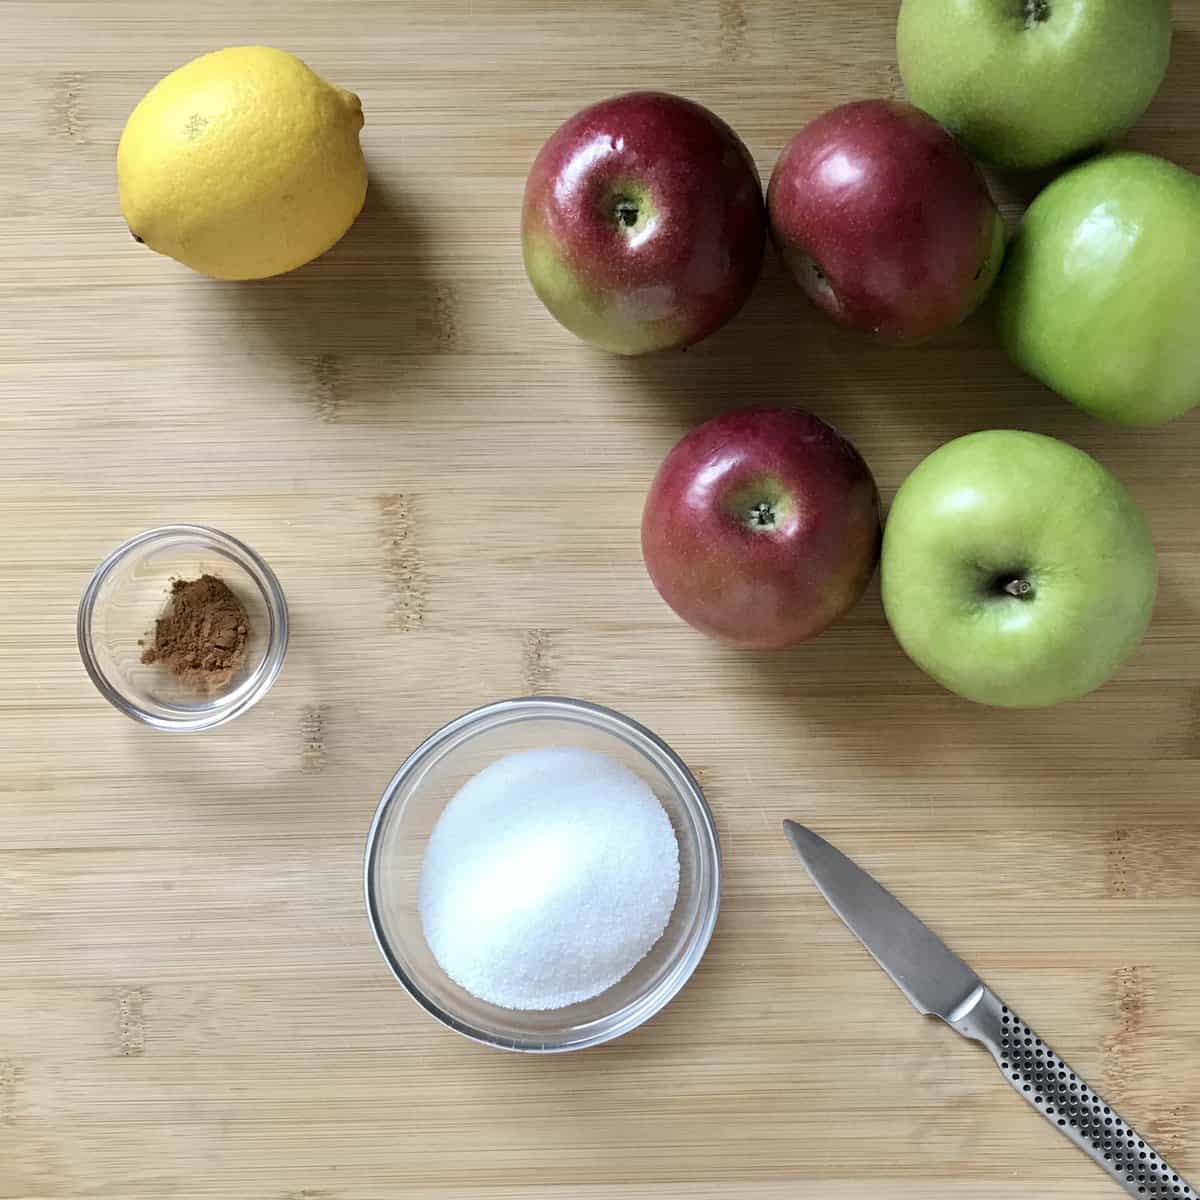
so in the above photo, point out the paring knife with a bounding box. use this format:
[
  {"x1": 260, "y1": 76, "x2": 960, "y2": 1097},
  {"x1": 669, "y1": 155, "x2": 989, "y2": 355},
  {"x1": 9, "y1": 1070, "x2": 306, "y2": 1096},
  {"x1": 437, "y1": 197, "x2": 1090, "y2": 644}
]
[{"x1": 783, "y1": 821, "x2": 1195, "y2": 1199}]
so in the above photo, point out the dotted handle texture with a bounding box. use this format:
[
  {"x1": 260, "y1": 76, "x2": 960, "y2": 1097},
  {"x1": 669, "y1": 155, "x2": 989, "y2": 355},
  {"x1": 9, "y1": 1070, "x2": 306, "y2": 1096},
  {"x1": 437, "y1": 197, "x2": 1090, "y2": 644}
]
[{"x1": 951, "y1": 988, "x2": 1195, "y2": 1199}]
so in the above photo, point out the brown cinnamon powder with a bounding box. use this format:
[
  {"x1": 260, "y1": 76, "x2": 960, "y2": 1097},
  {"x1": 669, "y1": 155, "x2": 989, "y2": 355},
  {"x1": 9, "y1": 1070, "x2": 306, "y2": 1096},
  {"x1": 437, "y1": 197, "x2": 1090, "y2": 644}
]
[{"x1": 140, "y1": 574, "x2": 250, "y2": 695}]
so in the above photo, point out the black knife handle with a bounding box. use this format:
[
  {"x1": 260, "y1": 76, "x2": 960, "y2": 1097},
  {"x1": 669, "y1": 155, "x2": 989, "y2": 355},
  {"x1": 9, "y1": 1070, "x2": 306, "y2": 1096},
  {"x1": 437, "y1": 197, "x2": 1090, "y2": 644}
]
[{"x1": 950, "y1": 987, "x2": 1195, "y2": 1199}]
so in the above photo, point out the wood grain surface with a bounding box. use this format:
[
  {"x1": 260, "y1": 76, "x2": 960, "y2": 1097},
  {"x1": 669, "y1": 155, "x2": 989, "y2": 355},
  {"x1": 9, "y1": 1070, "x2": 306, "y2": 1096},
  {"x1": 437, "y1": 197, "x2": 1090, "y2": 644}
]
[{"x1": 2, "y1": 2, "x2": 1199, "y2": 1197}]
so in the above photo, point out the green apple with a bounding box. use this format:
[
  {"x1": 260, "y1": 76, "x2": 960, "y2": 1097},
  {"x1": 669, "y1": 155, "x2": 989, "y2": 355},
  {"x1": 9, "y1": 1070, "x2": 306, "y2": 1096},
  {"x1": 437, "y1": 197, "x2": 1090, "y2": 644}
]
[
  {"x1": 897, "y1": 0, "x2": 1172, "y2": 170},
  {"x1": 881, "y1": 431, "x2": 1157, "y2": 708},
  {"x1": 997, "y1": 153, "x2": 1200, "y2": 427}
]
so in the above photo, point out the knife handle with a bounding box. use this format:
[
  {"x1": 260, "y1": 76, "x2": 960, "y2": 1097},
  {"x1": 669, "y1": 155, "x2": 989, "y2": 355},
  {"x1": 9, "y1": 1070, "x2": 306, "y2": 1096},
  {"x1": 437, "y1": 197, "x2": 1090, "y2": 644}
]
[{"x1": 950, "y1": 987, "x2": 1195, "y2": 1199}]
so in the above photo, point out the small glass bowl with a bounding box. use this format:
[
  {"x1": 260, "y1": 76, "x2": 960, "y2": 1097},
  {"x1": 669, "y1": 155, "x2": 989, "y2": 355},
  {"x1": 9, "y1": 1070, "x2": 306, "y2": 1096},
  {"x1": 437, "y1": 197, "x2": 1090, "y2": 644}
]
[
  {"x1": 77, "y1": 525, "x2": 289, "y2": 732},
  {"x1": 364, "y1": 697, "x2": 721, "y2": 1053}
]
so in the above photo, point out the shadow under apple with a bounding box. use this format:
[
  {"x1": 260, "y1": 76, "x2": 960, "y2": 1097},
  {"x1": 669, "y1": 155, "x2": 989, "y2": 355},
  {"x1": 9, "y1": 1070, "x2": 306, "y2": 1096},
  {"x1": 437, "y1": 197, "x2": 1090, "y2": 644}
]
[
  {"x1": 609, "y1": 251, "x2": 862, "y2": 438},
  {"x1": 1122, "y1": 25, "x2": 1200, "y2": 172},
  {"x1": 716, "y1": 564, "x2": 1192, "y2": 791},
  {"x1": 609, "y1": 237, "x2": 1127, "y2": 502}
]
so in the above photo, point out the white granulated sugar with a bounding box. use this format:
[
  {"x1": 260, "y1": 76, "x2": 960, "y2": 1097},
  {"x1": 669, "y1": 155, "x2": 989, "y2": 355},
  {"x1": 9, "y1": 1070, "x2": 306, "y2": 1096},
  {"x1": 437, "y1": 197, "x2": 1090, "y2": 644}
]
[{"x1": 418, "y1": 746, "x2": 681, "y2": 1012}]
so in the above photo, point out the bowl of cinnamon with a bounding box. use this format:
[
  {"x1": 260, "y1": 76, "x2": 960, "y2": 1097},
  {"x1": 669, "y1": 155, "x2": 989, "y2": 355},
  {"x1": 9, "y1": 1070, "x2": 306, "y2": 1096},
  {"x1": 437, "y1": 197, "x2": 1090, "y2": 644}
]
[{"x1": 77, "y1": 525, "x2": 289, "y2": 731}]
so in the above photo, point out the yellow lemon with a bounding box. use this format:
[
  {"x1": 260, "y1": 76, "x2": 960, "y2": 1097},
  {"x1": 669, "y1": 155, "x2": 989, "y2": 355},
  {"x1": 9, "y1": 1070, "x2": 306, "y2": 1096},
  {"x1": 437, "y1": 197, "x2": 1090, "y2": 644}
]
[{"x1": 118, "y1": 46, "x2": 367, "y2": 280}]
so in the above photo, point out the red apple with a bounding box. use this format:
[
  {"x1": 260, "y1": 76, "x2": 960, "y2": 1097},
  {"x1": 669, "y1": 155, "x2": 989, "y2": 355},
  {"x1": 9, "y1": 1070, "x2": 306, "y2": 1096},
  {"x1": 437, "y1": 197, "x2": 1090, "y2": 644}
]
[
  {"x1": 522, "y1": 92, "x2": 765, "y2": 355},
  {"x1": 767, "y1": 100, "x2": 1005, "y2": 345},
  {"x1": 642, "y1": 407, "x2": 881, "y2": 648}
]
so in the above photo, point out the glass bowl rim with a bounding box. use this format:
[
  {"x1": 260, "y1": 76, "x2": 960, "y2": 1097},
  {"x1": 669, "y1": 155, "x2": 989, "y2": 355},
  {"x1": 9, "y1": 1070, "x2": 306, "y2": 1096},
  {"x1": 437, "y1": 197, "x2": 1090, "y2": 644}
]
[
  {"x1": 76, "y1": 523, "x2": 289, "y2": 732},
  {"x1": 363, "y1": 695, "x2": 722, "y2": 1053}
]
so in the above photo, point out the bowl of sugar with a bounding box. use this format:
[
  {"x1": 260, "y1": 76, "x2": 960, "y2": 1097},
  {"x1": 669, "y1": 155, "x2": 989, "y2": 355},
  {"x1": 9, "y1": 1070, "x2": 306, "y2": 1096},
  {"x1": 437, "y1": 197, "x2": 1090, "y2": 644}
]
[{"x1": 364, "y1": 697, "x2": 721, "y2": 1052}]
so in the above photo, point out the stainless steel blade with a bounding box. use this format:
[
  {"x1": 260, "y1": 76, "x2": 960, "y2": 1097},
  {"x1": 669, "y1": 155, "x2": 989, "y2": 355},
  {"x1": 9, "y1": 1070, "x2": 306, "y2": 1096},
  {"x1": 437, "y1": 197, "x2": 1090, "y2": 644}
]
[{"x1": 783, "y1": 820, "x2": 983, "y2": 1021}]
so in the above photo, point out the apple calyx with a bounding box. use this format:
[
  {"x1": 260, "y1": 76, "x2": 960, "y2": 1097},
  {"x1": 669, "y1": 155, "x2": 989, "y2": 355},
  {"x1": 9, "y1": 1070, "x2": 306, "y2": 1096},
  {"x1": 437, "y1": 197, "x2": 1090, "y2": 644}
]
[
  {"x1": 1000, "y1": 576, "x2": 1034, "y2": 600},
  {"x1": 746, "y1": 500, "x2": 779, "y2": 531},
  {"x1": 605, "y1": 187, "x2": 653, "y2": 237},
  {"x1": 1023, "y1": 0, "x2": 1049, "y2": 28},
  {"x1": 613, "y1": 198, "x2": 640, "y2": 228},
  {"x1": 724, "y1": 476, "x2": 794, "y2": 534}
]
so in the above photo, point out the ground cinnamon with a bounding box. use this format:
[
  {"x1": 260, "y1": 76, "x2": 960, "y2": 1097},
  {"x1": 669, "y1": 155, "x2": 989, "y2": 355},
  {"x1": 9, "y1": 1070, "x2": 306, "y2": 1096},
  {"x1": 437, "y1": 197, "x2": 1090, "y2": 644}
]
[{"x1": 140, "y1": 574, "x2": 250, "y2": 696}]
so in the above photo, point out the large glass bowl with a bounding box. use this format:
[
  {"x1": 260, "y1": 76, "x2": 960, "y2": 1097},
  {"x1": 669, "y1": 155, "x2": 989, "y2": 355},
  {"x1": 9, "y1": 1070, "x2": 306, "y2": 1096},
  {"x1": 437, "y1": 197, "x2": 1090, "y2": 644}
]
[{"x1": 364, "y1": 697, "x2": 721, "y2": 1053}]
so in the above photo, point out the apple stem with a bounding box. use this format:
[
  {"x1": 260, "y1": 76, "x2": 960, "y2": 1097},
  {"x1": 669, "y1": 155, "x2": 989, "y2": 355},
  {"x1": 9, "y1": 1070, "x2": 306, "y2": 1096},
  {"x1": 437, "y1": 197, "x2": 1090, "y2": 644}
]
[{"x1": 1003, "y1": 578, "x2": 1033, "y2": 598}]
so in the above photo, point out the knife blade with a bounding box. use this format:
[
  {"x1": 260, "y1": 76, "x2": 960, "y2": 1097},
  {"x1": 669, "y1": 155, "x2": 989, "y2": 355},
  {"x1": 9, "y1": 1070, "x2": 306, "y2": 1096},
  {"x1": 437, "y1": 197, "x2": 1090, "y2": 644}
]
[
  {"x1": 783, "y1": 820, "x2": 984, "y2": 1021},
  {"x1": 783, "y1": 821, "x2": 1196, "y2": 1200}
]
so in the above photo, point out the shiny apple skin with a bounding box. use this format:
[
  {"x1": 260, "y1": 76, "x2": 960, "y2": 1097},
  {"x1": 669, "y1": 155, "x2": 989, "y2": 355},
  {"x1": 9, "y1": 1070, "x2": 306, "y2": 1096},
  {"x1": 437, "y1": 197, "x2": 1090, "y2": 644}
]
[
  {"x1": 522, "y1": 91, "x2": 766, "y2": 355},
  {"x1": 767, "y1": 100, "x2": 1005, "y2": 346},
  {"x1": 641, "y1": 407, "x2": 881, "y2": 648},
  {"x1": 997, "y1": 152, "x2": 1200, "y2": 427}
]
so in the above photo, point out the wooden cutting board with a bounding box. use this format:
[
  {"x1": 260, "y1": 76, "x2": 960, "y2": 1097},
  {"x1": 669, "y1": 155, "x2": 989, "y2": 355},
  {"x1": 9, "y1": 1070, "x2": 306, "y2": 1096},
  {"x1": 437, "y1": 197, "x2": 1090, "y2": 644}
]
[{"x1": 2, "y1": 2, "x2": 1198, "y2": 1197}]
